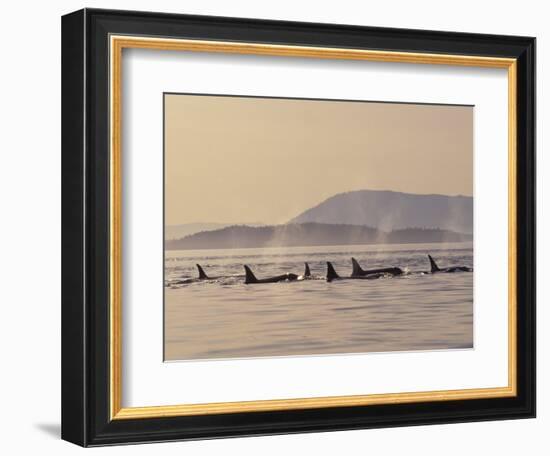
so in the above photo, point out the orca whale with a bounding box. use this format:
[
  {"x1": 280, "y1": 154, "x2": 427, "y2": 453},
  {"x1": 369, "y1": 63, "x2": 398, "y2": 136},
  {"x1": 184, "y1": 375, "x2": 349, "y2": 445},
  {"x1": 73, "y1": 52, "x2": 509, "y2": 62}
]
[
  {"x1": 244, "y1": 265, "x2": 298, "y2": 284},
  {"x1": 428, "y1": 254, "x2": 472, "y2": 273},
  {"x1": 351, "y1": 257, "x2": 403, "y2": 277},
  {"x1": 196, "y1": 264, "x2": 226, "y2": 280},
  {"x1": 171, "y1": 264, "x2": 218, "y2": 284},
  {"x1": 196, "y1": 264, "x2": 211, "y2": 280},
  {"x1": 299, "y1": 262, "x2": 312, "y2": 280},
  {"x1": 326, "y1": 262, "x2": 383, "y2": 282}
]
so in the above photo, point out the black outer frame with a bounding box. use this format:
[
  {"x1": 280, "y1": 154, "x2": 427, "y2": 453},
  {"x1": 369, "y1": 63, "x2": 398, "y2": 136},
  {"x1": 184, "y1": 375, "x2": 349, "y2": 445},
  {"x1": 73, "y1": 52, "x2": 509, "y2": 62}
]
[{"x1": 61, "y1": 8, "x2": 536, "y2": 447}]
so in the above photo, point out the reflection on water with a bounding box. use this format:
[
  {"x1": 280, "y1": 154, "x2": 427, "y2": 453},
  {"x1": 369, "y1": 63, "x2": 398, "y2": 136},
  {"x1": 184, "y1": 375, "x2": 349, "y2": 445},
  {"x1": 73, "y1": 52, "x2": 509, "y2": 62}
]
[{"x1": 164, "y1": 242, "x2": 473, "y2": 361}]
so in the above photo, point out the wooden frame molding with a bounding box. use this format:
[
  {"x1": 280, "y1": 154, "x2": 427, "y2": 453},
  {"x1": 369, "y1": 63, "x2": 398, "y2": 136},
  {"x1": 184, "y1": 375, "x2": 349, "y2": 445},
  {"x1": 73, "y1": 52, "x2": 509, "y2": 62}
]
[{"x1": 109, "y1": 35, "x2": 518, "y2": 421}]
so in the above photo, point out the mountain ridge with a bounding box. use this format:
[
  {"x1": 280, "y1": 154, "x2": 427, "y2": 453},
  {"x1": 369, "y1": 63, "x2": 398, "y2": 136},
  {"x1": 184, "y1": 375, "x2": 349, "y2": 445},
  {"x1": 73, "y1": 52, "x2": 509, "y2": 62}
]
[
  {"x1": 165, "y1": 222, "x2": 264, "y2": 240},
  {"x1": 289, "y1": 189, "x2": 473, "y2": 234},
  {"x1": 166, "y1": 222, "x2": 472, "y2": 250}
]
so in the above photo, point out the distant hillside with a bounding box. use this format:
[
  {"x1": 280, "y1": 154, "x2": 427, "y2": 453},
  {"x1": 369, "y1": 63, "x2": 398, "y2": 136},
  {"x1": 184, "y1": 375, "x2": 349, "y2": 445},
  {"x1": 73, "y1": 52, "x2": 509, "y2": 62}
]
[
  {"x1": 165, "y1": 222, "x2": 263, "y2": 240},
  {"x1": 165, "y1": 223, "x2": 472, "y2": 250},
  {"x1": 290, "y1": 190, "x2": 473, "y2": 234}
]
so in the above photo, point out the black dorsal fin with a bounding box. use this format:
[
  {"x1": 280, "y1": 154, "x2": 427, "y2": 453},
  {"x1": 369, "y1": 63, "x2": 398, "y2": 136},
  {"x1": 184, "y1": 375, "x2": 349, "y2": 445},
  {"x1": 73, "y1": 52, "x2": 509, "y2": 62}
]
[
  {"x1": 326, "y1": 262, "x2": 340, "y2": 282},
  {"x1": 196, "y1": 264, "x2": 209, "y2": 280},
  {"x1": 243, "y1": 265, "x2": 258, "y2": 284},
  {"x1": 304, "y1": 262, "x2": 311, "y2": 278},
  {"x1": 351, "y1": 257, "x2": 364, "y2": 276},
  {"x1": 428, "y1": 255, "x2": 440, "y2": 273}
]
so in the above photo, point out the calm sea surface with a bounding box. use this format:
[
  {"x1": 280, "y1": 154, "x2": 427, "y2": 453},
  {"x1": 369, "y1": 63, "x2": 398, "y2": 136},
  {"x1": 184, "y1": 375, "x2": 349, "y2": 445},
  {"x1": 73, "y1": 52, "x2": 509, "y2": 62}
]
[{"x1": 164, "y1": 242, "x2": 473, "y2": 361}]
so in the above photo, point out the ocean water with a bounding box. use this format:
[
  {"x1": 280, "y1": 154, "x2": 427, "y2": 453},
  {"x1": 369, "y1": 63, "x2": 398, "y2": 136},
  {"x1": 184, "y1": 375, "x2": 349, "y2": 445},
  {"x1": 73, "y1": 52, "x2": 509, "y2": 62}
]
[{"x1": 164, "y1": 242, "x2": 473, "y2": 361}]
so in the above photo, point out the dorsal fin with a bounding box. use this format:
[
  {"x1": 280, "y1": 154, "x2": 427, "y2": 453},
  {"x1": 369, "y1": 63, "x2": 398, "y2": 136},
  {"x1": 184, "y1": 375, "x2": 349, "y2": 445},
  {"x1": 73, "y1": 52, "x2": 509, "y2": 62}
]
[
  {"x1": 351, "y1": 257, "x2": 364, "y2": 276},
  {"x1": 243, "y1": 265, "x2": 258, "y2": 284},
  {"x1": 326, "y1": 262, "x2": 340, "y2": 282},
  {"x1": 196, "y1": 264, "x2": 209, "y2": 280},
  {"x1": 304, "y1": 262, "x2": 311, "y2": 278},
  {"x1": 428, "y1": 255, "x2": 440, "y2": 272}
]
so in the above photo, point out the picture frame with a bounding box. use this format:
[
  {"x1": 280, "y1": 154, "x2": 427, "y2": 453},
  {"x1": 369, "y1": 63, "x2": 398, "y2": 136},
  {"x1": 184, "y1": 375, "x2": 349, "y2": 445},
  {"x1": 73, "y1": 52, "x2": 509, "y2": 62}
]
[{"x1": 61, "y1": 8, "x2": 535, "y2": 447}]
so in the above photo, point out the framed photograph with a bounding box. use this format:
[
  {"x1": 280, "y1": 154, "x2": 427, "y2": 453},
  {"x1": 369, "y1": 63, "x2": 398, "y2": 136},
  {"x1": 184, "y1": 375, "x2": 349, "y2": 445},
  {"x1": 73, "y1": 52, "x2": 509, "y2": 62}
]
[{"x1": 61, "y1": 8, "x2": 535, "y2": 446}]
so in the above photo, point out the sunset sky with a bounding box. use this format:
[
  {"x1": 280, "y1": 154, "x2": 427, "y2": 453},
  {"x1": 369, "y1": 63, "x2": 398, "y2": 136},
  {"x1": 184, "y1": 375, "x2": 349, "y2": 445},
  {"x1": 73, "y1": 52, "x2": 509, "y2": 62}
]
[{"x1": 165, "y1": 94, "x2": 473, "y2": 226}]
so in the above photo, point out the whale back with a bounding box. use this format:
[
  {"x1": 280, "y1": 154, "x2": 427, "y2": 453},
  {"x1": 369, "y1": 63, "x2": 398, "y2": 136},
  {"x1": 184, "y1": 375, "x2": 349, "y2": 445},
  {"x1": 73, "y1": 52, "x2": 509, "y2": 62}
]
[
  {"x1": 326, "y1": 262, "x2": 340, "y2": 282},
  {"x1": 428, "y1": 255, "x2": 440, "y2": 273},
  {"x1": 351, "y1": 257, "x2": 365, "y2": 276},
  {"x1": 196, "y1": 264, "x2": 209, "y2": 280},
  {"x1": 244, "y1": 265, "x2": 258, "y2": 284}
]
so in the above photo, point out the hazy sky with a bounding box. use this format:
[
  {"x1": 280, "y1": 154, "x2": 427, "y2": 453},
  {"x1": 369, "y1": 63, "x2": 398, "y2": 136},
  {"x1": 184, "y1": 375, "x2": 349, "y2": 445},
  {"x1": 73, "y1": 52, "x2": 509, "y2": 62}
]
[{"x1": 165, "y1": 94, "x2": 472, "y2": 225}]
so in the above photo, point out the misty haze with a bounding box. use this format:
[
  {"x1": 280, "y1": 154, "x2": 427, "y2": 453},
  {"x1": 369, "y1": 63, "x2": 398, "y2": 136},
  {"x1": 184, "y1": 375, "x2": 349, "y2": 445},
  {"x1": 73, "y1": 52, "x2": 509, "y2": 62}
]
[{"x1": 165, "y1": 189, "x2": 473, "y2": 250}]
